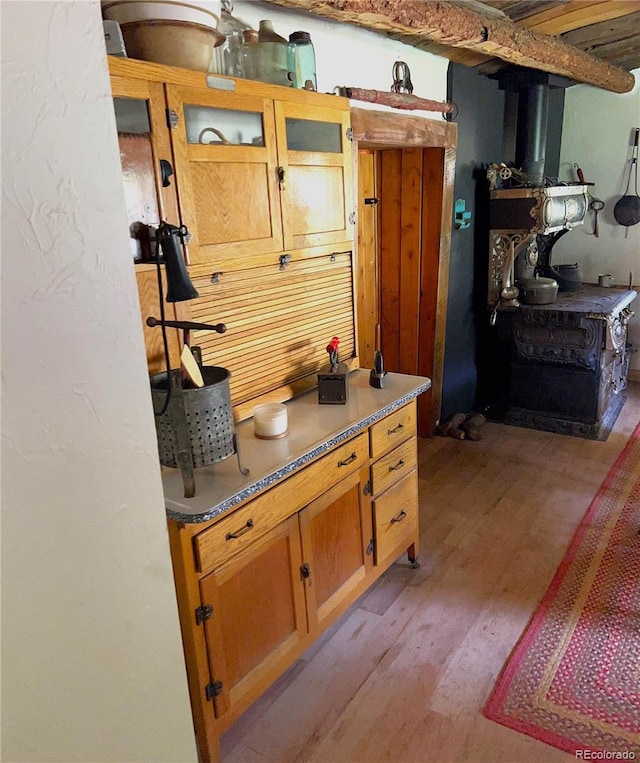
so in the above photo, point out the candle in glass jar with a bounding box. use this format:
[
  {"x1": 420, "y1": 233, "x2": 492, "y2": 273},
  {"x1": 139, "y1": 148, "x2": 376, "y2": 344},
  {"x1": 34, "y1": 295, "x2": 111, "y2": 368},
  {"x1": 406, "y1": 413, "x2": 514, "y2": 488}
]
[{"x1": 253, "y1": 403, "x2": 288, "y2": 439}]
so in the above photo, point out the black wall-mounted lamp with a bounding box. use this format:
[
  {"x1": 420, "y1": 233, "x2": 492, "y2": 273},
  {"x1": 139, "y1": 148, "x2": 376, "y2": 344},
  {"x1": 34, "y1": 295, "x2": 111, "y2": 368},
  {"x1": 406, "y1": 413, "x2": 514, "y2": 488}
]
[{"x1": 156, "y1": 221, "x2": 199, "y2": 302}]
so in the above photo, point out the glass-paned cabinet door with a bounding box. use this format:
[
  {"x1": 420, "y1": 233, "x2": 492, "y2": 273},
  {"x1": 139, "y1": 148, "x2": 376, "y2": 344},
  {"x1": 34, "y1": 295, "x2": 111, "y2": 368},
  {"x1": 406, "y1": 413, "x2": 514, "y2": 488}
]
[
  {"x1": 183, "y1": 105, "x2": 265, "y2": 147},
  {"x1": 166, "y1": 85, "x2": 284, "y2": 268},
  {"x1": 109, "y1": 74, "x2": 184, "y2": 377},
  {"x1": 110, "y1": 77, "x2": 181, "y2": 263},
  {"x1": 274, "y1": 100, "x2": 353, "y2": 251}
]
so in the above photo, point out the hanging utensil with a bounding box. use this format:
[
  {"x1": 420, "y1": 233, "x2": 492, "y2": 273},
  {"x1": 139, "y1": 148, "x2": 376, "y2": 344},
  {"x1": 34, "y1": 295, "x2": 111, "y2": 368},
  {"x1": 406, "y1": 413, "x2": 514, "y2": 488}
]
[
  {"x1": 590, "y1": 198, "x2": 605, "y2": 237},
  {"x1": 613, "y1": 127, "x2": 640, "y2": 228},
  {"x1": 576, "y1": 163, "x2": 605, "y2": 236}
]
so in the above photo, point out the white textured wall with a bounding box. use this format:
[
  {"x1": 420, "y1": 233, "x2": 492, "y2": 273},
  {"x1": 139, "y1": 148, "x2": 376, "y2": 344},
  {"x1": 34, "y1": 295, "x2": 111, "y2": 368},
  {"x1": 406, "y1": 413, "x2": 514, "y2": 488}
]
[
  {"x1": 1, "y1": 2, "x2": 447, "y2": 760},
  {"x1": 1, "y1": 2, "x2": 197, "y2": 761},
  {"x1": 554, "y1": 69, "x2": 640, "y2": 370}
]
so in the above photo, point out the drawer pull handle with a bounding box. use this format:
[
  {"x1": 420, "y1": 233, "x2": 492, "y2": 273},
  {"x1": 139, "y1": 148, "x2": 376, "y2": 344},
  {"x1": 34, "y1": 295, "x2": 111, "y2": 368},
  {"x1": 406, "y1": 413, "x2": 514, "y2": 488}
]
[
  {"x1": 391, "y1": 509, "x2": 407, "y2": 524},
  {"x1": 388, "y1": 423, "x2": 404, "y2": 435},
  {"x1": 225, "y1": 519, "x2": 254, "y2": 540},
  {"x1": 338, "y1": 452, "x2": 357, "y2": 467},
  {"x1": 389, "y1": 459, "x2": 405, "y2": 472}
]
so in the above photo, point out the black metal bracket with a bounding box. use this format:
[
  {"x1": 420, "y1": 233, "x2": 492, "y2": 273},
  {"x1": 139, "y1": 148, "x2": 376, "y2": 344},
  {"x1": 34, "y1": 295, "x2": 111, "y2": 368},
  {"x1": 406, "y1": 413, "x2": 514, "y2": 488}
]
[
  {"x1": 279, "y1": 254, "x2": 291, "y2": 271},
  {"x1": 159, "y1": 159, "x2": 174, "y2": 188},
  {"x1": 195, "y1": 604, "x2": 213, "y2": 625},
  {"x1": 205, "y1": 681, "x2": 223, "y2": 700},
  {"x1": 166, "y1": 109, "x2": 179, "y2": 130}
]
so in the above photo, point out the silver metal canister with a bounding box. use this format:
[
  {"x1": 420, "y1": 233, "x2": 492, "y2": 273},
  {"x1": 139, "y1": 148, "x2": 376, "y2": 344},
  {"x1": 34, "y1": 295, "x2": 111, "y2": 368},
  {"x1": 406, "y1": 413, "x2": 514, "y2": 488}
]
[{"x1": 151, "y1": 366, "x2": 247, "y2": 497}]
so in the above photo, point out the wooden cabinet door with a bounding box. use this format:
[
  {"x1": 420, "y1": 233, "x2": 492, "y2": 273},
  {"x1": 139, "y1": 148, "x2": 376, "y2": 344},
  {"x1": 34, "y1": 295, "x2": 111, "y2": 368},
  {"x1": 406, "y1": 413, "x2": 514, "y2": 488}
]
[
  {"x1": 274, "y1": 100, "x2": 353, "y2": 251},
  {"x1": 165, "y1": 85, "x2": 284, "y2": 268},
  {"x1": 198, "y1": 515, "x2": 307, "y2": 718},
  {"x1": 110, "y1": 74, "x2": 185, "y2": 372},
  {"x1": 298, "y1": 469, "x2": 371, "y2": 635},
  {"x1": 111, "y1": 75, "x2": 182, "y2": 257}
]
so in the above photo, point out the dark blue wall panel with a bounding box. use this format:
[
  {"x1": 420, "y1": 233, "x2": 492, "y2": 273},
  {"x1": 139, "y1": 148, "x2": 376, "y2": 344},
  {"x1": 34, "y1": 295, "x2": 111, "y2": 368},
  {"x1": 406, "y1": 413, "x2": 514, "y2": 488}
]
[{"x1": 441, "y1": 64, "x2": 506, "y2": 420}]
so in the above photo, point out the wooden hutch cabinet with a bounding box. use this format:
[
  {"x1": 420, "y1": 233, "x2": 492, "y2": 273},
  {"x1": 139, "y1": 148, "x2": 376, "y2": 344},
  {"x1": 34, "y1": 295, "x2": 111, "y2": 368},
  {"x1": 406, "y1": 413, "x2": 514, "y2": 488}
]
[
  {"x1": 109, "y1": 56, "x2": 357, "y2": 408},
  {"x1": 166, "y1": 85, "x2": 353, "y2": 267},
  {"x1": 108, "y1": 56, "x2": 425, "y2": 763},
  {"x1": 110, "y1": 57, "x2": 353, "y2": 275},
  {"x1": 167, "y1": 392, "x2": 422, "y2": 763}
]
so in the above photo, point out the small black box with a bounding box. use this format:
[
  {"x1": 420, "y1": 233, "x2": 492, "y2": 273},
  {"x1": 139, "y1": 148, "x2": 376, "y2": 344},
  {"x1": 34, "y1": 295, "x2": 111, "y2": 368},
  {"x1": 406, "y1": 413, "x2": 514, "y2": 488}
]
[{"x1": 317, "y1": 363, "x2": 349, "y2": 405}]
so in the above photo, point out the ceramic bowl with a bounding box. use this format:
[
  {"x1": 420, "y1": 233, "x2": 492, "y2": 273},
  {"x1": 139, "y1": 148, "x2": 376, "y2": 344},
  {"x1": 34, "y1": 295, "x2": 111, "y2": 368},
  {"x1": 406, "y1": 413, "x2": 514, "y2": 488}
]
[
  {"x1": 120, "y1": 19, "x2": 224, "y2": 71},
  {"x1": 102, "y1": 1, "x2": 220, "y2": 29}
]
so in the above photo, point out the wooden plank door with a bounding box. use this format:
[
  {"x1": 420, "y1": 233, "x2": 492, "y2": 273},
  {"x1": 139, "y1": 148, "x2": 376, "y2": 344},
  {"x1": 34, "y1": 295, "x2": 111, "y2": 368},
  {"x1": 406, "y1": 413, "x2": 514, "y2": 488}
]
[
  {"x1": 378, "y1": 148, "x2": 422, "y2": 375},
  {"x1": 165, "y1": 85, "x2": 284, "y2": 269},
  {"x1": 274, "y1": 100, "x2": 353, "y2": 251},
  {"x1": 357, "y1": 150, "x2": 378, "y2": 370},
  {"x1": 375, "y1": 148, "x2": 445, "y2": 434}
]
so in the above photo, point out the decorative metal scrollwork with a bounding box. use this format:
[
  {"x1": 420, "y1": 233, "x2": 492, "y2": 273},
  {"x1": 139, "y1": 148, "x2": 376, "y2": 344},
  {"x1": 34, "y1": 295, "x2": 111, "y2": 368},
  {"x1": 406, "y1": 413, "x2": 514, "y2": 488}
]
[{"x1": 489, "y1": 230, "x2": 532, "y2": 305}]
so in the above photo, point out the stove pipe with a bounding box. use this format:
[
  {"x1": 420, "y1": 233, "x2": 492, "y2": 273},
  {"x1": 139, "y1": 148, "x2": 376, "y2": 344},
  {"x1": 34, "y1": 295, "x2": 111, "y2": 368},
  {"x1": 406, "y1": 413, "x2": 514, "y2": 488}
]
[{"x1": 515, "y1": 84, "x2": 549, "y2": 186}]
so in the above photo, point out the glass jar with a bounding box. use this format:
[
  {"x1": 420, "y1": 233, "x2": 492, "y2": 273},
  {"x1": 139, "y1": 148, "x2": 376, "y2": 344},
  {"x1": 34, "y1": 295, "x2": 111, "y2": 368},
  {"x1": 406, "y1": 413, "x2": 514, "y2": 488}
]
[
  {"x1": 287, "y1": 31, "x2": 317, "y2": 90},
  {"x1": 210, "y1": 0, "x2": 250, "y2": 78},
  {"x1": 257, "y1": 20, "x2": 290, "y2": 87},
  {"x1": 241, "y1": 29, "x2": 262, "y2": 81}
]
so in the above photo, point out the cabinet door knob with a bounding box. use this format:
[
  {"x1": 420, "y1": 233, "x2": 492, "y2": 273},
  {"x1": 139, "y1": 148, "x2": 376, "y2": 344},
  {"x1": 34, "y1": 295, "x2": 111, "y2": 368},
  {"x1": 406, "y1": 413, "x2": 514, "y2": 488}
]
[
  {"x1": 388, "y1": 422, "x2": 404, "y2": 435},
  {"x1": 337, "y1": 452, "x2": 357, "y2": 467},
  {"x1": 388, "y1": 459, "x2": 405, "y2": 472},
  {"x1": 300, "y1": 562, "x2": 312, "y2": 585},
  {"x1": 277, "y1": 166, "x2": 286, "y2": 190}
]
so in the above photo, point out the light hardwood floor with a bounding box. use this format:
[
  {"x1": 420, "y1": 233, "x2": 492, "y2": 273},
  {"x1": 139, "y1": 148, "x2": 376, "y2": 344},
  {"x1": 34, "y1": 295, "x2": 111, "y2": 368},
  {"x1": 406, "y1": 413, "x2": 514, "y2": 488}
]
[{"x1": 221, "y1": 383, "x2": 640, "y2": 763}]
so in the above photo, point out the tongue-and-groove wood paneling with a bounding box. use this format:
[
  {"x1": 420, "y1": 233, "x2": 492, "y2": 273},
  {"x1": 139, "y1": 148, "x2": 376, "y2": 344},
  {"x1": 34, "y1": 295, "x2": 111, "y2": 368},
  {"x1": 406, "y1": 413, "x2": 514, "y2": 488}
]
[{"x1": 189, "y1": 253, "x2": 356, "y2": 413}]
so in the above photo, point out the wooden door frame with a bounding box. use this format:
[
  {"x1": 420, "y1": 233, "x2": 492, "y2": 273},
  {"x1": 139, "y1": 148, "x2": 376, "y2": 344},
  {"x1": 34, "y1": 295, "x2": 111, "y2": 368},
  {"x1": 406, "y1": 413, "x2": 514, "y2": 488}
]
[{"x1": 351, "y1": 107, "x2": 457, "y2": 434}]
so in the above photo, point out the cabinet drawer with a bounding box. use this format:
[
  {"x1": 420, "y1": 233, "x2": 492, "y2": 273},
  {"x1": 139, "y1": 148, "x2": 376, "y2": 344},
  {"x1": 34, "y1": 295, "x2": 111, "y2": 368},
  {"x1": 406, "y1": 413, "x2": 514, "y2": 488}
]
[
  {"x1": 194, "y1": 431, "x2": 368, "y2": 574},
  {"x1": 370, "y1": 437, "x2": 417, "y2": 497},
  {"x1": 372, "y1": 471, "x2": 418, "y2": 565},
  {"x1": 369, "y1": 403, "x2": 416, "y2": 459}
]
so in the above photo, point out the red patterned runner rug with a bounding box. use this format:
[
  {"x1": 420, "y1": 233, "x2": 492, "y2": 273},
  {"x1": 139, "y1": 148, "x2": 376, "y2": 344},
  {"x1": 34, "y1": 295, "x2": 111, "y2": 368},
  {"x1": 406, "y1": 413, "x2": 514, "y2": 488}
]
[{"x1": 484, "y1": 422, "x2": 640, "y2": 756}]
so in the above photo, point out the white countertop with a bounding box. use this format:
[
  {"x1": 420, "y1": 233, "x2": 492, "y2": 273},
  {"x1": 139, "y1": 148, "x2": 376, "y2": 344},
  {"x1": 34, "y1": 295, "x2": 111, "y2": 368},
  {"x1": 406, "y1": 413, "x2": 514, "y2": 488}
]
[{"x1": 163, "y1": 370, "x2": 431, "y2": 524}]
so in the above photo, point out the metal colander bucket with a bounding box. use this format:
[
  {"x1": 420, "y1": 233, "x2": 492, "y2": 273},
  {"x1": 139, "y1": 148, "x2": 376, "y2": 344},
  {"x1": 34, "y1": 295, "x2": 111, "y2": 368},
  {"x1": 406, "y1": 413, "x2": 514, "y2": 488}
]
[{"x1": 151, "y1": 366, "x2": 235, "y2": 468}]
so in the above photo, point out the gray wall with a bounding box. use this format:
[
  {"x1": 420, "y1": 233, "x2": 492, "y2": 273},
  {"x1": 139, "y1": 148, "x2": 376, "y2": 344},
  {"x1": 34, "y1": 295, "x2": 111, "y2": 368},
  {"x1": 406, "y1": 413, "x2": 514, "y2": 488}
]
[
  {"x1": 441, "y1": 64, "x2": 567, "y2": 420},
  {"x1": 441, "y1": 64, "x2": 506, "y2": 419}
]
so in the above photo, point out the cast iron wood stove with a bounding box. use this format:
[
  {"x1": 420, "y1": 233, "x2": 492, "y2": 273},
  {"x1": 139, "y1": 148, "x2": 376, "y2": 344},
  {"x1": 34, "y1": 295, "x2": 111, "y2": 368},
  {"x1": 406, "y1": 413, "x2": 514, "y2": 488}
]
[
  {"x1": 481, "y1": 70, "x2": 637, "y2": 439},
  {"x1": 485, "y1": 189, "x2": 636, "y2": 440},
  {"x1": 499, "y1": 287, "x2": 636, "y2": 439}
]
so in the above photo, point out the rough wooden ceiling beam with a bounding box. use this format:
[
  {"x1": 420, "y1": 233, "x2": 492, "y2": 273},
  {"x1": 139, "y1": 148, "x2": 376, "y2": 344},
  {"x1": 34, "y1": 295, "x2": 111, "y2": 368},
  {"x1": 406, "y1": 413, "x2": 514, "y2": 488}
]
[{"x1": 267, "y1": 0, "x2": 636, "y2": 92}]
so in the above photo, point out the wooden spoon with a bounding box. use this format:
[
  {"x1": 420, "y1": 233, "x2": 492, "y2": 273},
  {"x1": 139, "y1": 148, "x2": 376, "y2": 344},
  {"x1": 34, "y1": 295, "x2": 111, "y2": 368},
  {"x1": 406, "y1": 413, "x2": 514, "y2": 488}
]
[{"x1": 181, "y1": 344, "x2": 204, "y2": 388}]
